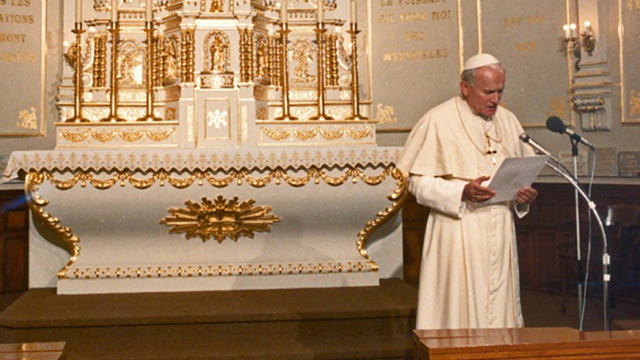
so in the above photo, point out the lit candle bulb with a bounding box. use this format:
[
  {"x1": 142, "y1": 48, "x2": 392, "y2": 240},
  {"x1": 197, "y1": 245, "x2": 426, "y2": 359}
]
[
  {"x1": 562, "y1": 24, "x2": 570, "y2": 39},
  {"x1": 281, "y1": 0, "x2": 287, "y2": 24},
  {"x1": 317, "y1": 0, "x2": 323, "y2": 23},
  {"x1": 76, "y1": 0, "x2": 82, "y2": 24},
  {"x1": 569, "y1": 23, "x2": 577, "y2": 38},
  {"x1": 63, "y1": 41, "x2": 70, "y2": 53},
  {"x1": 350, "y1": 0, "x2": 357, "y2": 24},
  {"x1": 111, "y1": 0, "x2": 118, "y2": 22},
  {"x1": 584, "y1": 20, "x2": 592, "y2": 35},
  {"x1": 146, "y1": 0, "x2": 153, "y2": 22}
]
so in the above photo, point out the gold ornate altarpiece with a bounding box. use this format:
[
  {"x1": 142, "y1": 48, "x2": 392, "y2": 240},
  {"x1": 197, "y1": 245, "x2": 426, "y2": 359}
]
[{"x1": 2, "y1": 0, "x2": 406, "y2": 294}]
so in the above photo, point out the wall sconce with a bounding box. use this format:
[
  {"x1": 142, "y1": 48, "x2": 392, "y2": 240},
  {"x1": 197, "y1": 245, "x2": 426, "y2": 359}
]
[{"x1": 563, "y1": 21, "x2": 596, "y2": 56}]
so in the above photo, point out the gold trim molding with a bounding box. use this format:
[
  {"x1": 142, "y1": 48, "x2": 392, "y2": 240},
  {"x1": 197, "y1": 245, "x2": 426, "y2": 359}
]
[
  {"x1": 25, "y1": 172, "x2": 80, "y2": 278},
  {"x1": 59, "y1": 128, "x2": 175, "y2": 143},
  {"x1": 260, "y1": 126, "x2": 373, "y2": 142},
  {"x1": 64, "y1": 261, "x2": 374, "y2": 280}
]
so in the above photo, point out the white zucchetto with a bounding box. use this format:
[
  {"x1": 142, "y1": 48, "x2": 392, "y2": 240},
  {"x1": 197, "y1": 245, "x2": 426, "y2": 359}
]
[{"x1": 463, "y1": 53, "x2": 501, "y2": 71}]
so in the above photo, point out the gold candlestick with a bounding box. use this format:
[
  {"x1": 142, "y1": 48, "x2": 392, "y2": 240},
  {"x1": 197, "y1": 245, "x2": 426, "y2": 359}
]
[
  {"x1": 138, "y1": 21, "x2": 162, "y2": 122},
  {"x1": 274, "y1": 22, "x2": 297, "y2": 121},
  {"x1": 66, "y1": 22, "x2": 89, "y2": 123},
  {"x1": 309, "y1": 21, "x2": 333, "y2": 121},
  {"x1": 346, "y1": 22, "x2": 367, "y2": 121},
  {"x1": 101, "y1": 21, "x2": 125, "y2": 122}
]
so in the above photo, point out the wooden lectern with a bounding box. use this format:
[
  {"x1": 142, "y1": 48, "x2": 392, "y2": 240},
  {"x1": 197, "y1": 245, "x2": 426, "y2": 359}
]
[{"x1": 413, "y1": 327, "x2": 640, "y2": 359}]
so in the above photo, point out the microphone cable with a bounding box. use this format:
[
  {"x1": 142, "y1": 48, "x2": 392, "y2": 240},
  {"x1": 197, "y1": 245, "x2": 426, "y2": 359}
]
[{"x1": 579, "y1": 150, "x2": 597, "y2": 330}]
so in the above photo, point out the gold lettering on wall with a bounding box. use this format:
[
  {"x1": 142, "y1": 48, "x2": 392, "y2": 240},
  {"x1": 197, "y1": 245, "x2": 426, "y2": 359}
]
[
  {"x1": 404, "y1": 31, "x2": 425, "y2": 41},
  {"x1": 0, "y1": 33, "x2": 26, "y2": 43},
  {"x1": 0, "y1": 51, "x2": 34, "y2": 62},
  {"x1": 383, "y1": 48, "x2": 448, "y2": 61},
  {"x1": 515, "y1": 41, "x2": 537, "y2": 52},
  {"x1": 504, "y1": 14, "x2": 546, "y2": 27},
  {"x1": 630, "y1": 90, "x2": 640, "y2": 116},
  {"x1": 627, "y1": 0, "x2": 640, "y2": 10}
]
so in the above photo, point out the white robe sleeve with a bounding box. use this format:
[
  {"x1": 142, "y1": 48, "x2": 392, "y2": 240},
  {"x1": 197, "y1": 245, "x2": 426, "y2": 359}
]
[
  {"x1": 514, "y1": 202, "x2": 530, "y2": 218},
  {"x1": 409, "y1": 175, "x2": 466, "y2": 218}
]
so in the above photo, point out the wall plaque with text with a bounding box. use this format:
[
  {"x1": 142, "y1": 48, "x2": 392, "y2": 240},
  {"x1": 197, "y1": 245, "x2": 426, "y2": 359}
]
[
  {"x1": 370, "y1": 0, "x2": 461, "y2": 133},
  {"x1": 0, "y1": 0, "x2": 46, "y2": 137},
  {"x1": 480, "y1": 0, "x2": 571, "y2": 127}
]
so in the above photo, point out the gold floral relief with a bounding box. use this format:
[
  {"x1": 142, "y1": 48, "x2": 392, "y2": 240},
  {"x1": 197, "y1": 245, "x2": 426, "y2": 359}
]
[
  {"x1": 375, "y1": 103, "x2": 398, "y2": 124},
  {"x1": 318, "y1": 128, "x2": 344, "y2": 141},
  {"x1": 346, "y1": 126, "x2": 372, "y2": 140},
  {"x1": 91, "y1": 131, "x2": 118, "y2": 143},
  {"x1": 160, "y1": 195, "x2": 280, "y2": 243},
  {"x1": 630, "y1": 89, "x2": 640, "y2": 116},
  {"x1": 166, "y1": 107, "x2": 177, "y2": 121},
  {"x1": 16, "y1": 107, "x2": 38, "y2": 130},
  {"x1": 261, "y1": 127, "x2": 291, "y2": 141},
  {"x1": 293, "y1": 128, "x2": 317, "y2": 141},
  {"x1": 60, "y1": 129, "x2": 91, "y2": 143}
]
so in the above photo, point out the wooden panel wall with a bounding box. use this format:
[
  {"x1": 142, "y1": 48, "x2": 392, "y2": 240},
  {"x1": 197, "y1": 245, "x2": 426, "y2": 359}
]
[
  {"x1": 403, "y1": 183, "x2": 640, "y2": 290},
  {"x1": 0, "y1": 190, "x2": 29, "y2": 293}
]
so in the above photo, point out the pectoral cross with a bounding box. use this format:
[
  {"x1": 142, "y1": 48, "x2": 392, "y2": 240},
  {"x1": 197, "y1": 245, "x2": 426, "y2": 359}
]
[{"x1": 485, "y1": 135, "x2": 497, "y2": 165}]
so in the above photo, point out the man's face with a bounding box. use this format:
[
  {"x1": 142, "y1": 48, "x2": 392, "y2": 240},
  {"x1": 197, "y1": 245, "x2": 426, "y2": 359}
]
[{"x1": 460, "y1": 66, "x2": 505, "y2": 118}]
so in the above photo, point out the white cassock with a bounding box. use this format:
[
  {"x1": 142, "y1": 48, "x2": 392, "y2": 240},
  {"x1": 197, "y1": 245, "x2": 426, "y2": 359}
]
[{"x1": 398, "y1": 95, "x2": 535, "y2": 330}]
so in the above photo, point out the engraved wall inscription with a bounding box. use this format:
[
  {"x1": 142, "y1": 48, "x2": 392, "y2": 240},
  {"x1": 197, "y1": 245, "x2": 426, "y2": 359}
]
[
  {"x1": 480, "y1": 0, "x2": 571, "y2": 127},
  {"x1": 0, "y1": 0, "x2": 45, "y2": 136},
  {"x1": 371, "y1": 0, "x2": 460, "y2": 132}
]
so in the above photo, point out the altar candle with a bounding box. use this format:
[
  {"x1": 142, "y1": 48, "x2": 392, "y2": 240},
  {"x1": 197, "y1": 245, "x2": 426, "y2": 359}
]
[
  {"x1": 146, "y1": 0, "x2": 153, "y2": 22},
  {"x1": 111, "y1": 0, "x2": 117, "y2": 22},
  {"x1": 350, "y1": 0, "x2": 357, "y2": 24},
  {"x1": 569, "y1": 23, "x2": 577, "y2": 38},
  {"x1": 281, "y1": 0, "x2": 287, "y2": 24},
  {"x1": 76, "y1": 0, "x2": 82, "y2": 23},
  {"x1": 317, "y1": 0, "x2": 323, "y2": 23},
  {"x1": 562, "y1": 24, "x2": 570, "y2": 39}
]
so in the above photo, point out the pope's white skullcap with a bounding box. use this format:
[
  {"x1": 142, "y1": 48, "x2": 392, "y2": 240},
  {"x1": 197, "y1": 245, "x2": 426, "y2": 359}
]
[{"x1": 463, "y1": 53, "x2": 501, "y2": 71}]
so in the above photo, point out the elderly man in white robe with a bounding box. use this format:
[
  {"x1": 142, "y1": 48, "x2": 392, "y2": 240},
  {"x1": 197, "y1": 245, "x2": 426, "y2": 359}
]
[{"x1": 398, "y1": 53, "x2": 538, "y2": 330}]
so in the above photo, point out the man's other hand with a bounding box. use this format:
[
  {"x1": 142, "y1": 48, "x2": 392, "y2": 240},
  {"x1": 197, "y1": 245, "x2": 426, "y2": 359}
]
[{"x1": 515, "y1": 186, "x2": 538, "y2": 205}]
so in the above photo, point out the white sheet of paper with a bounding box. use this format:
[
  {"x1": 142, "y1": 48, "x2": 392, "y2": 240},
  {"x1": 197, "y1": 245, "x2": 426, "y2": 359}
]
[{"x1": 484, "y1": 156, "x2": 549, "y2": 204}]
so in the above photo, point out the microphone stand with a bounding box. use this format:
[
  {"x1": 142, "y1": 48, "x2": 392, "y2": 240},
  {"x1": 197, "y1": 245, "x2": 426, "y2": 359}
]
[
  {"x1": 571, "y1": 138, "x2": 584, "y2": 327},
  {"x1": 545, "y1": 159, "x2": 610, "y2": 331}
]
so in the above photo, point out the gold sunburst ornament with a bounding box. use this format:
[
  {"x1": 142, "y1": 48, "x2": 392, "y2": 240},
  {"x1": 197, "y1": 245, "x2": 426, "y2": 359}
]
[{"x1": 160, "y1": 196, "x2": 280, "y2": 243}]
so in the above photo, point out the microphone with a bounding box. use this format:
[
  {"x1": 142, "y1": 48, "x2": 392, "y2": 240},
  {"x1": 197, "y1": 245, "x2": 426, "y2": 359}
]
[
  {"x1": 519, "y1": 133, "x2": 553, "y2": 157},
  {"x1": 546, "y1": 116, "x2": 596, "y2": 150}
]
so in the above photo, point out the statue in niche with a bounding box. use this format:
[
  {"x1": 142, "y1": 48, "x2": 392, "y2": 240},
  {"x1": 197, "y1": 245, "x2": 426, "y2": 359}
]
[
  {"x1": 291, "y1": 39, "x2": 316, "y2": 84},
  {"x1": 210, "y1": 0, "x2": 224, "y2": 12},
  {"x1": 204, "y1": 31, "x2": 230, "y2": 73},
  {"x1": 118, "y1": 41, "x2": 143, "y2": 87},
  {"x1": 210, "y1": 39, "x2": 225, "y2": 72},
  {"x1": 164, "y1": 38, "x2": 180, "y2": 83},
  {"x1": 256, "y1": 37, "x2": 268, "y2": 79}
]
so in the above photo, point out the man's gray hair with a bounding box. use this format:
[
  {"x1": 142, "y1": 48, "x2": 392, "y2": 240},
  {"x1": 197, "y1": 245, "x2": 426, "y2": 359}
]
[{"x1": 460, "y1": 63, "x2": 505, "y2": 85}]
